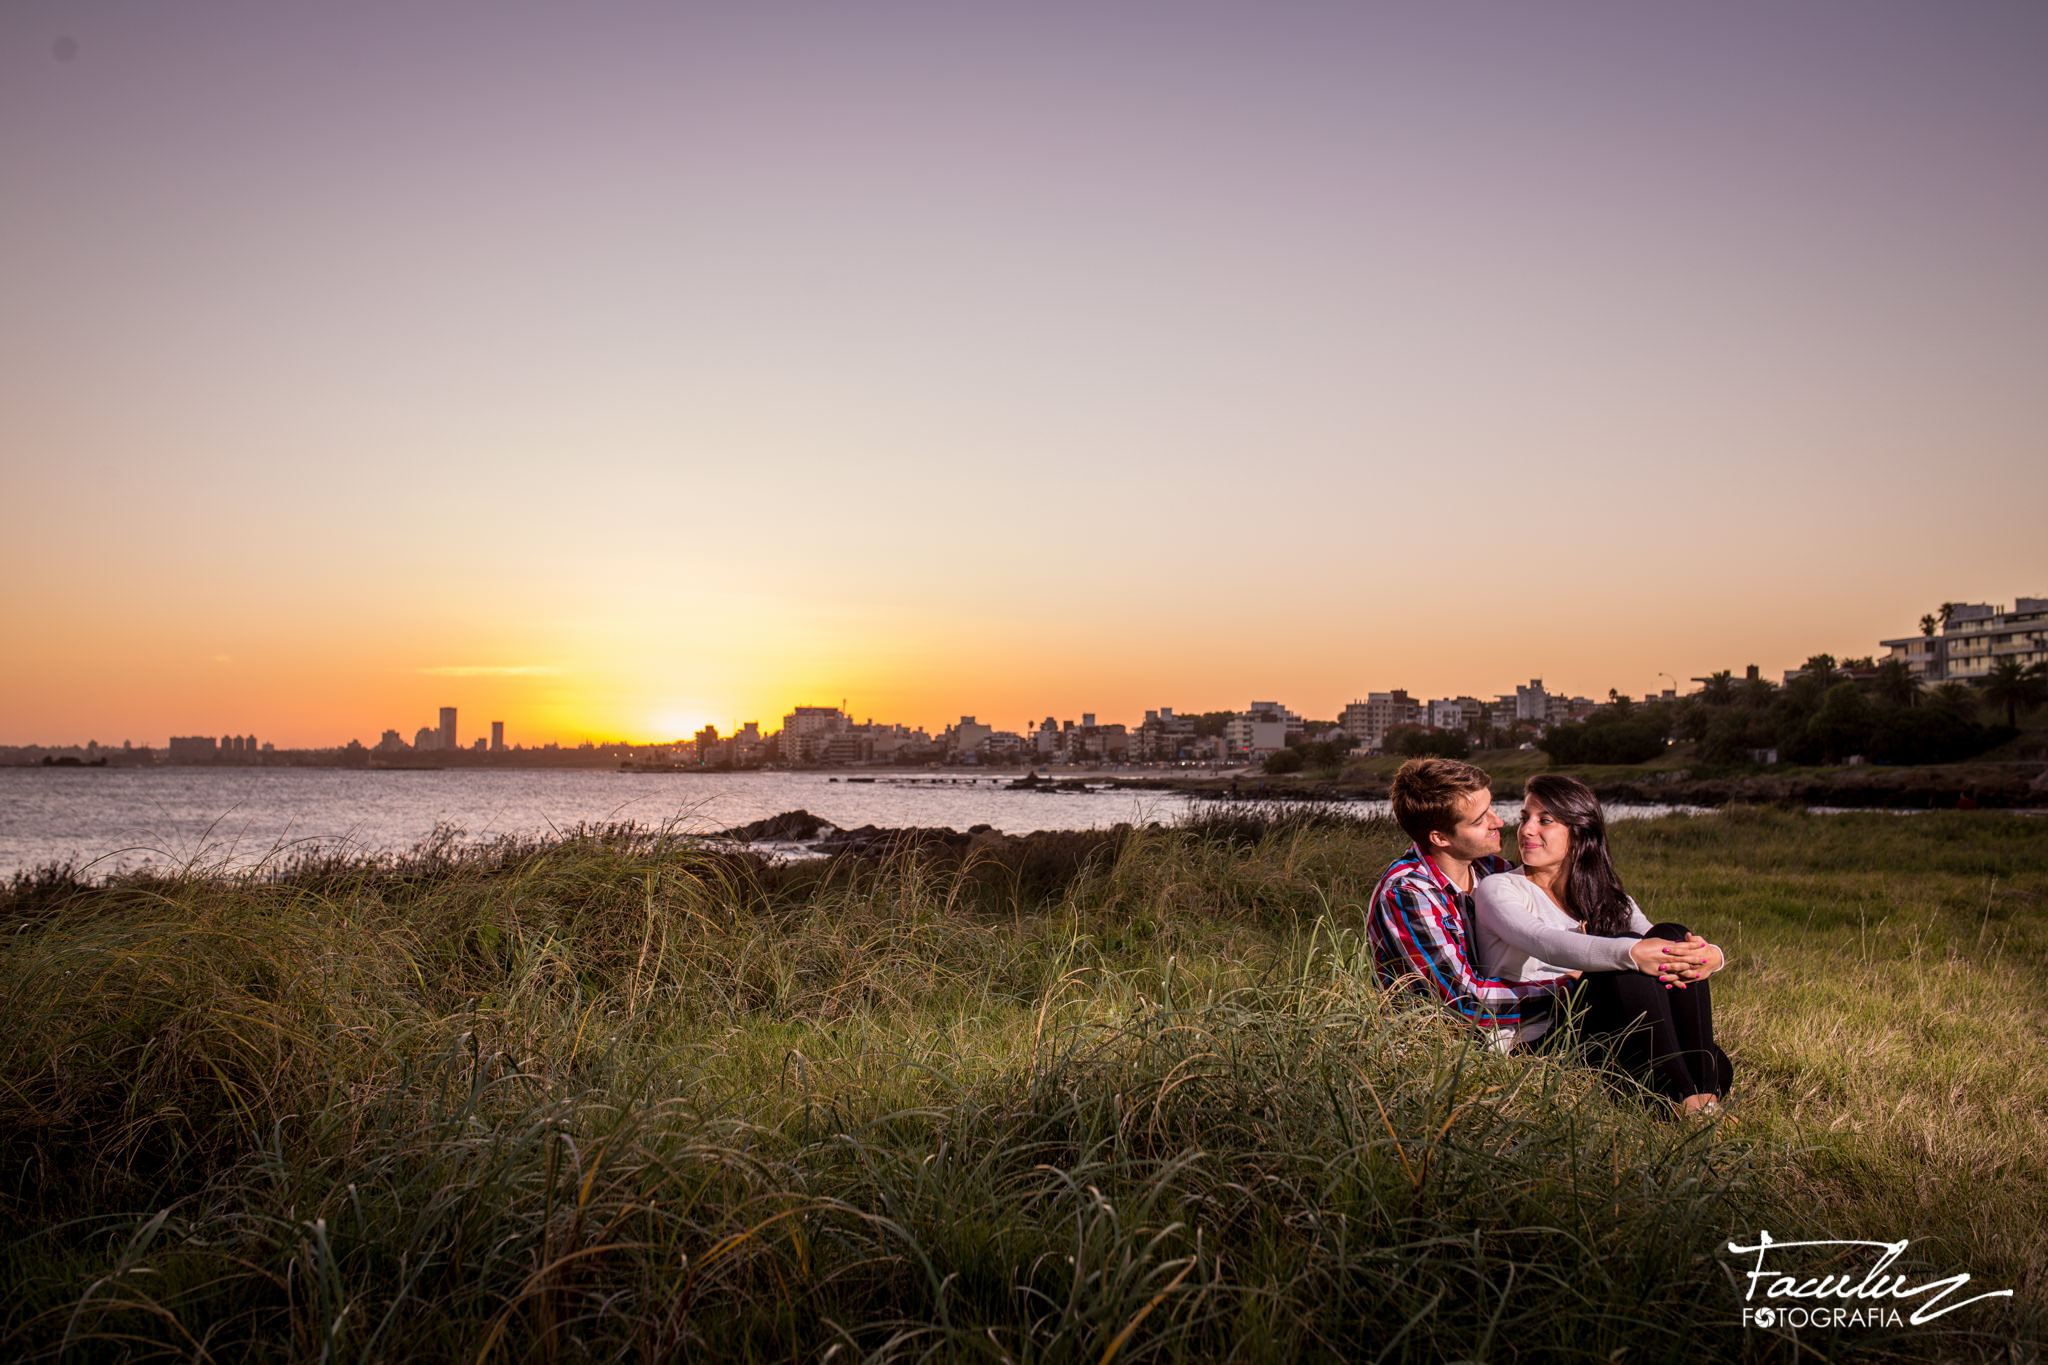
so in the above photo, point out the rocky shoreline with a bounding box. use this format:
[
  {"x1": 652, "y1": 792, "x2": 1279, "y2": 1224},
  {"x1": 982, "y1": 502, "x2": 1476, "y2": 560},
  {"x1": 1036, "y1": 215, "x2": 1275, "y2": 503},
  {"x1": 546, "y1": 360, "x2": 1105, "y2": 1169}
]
[
  {"x1": 715, "y1": 808, "x2": 993, "y2": 854},
  {"x1": 710, "y1": 809, "x2": 1154, "y2": 897}
]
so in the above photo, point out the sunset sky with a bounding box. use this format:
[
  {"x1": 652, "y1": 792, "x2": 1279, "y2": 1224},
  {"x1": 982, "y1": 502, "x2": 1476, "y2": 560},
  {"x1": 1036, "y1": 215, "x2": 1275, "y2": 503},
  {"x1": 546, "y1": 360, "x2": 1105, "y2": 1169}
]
[{"x1": 4, "y1": 2, "x2": 2045, "y2": 747}]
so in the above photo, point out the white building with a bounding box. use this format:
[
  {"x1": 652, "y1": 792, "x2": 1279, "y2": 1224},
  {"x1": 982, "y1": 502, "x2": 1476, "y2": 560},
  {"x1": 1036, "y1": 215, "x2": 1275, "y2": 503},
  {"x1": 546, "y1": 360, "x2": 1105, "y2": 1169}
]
[
  {"x1": 781, "y1": 706, "x2": 851, "y2": 764},
  {"x1": 948, "y1": 716, "x2": 993, "y2": 759},
  {"x1": 1129, "y1": 708, "x2": 1196, "y2": 762},
  {"x1": 1245, "y1": 701, "x2": 1304, "y2": 742},
  {"x1": 1341, "y1": 691, "x2": 1419, "y2": 750},
  {"x1": 1880, "y1": 598, "x2": 2048, "y2": 683},
  {"x1": 1224, "y1": 714, "x2": 1288, "y2": 758}
]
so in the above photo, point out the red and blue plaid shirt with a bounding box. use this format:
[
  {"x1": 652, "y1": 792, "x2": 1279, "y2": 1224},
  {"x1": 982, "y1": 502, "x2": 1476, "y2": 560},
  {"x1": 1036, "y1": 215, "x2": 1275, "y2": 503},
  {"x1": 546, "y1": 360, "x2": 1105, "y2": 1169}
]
[{"x1": 1368, "y1": 843, "x2": 1565, "y2": 1035}]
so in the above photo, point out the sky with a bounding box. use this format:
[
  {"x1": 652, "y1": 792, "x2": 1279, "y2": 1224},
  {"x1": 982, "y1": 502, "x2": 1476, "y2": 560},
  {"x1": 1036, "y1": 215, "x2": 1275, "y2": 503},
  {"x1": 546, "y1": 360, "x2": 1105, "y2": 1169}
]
[{"x1": 3, "y1": 1, "x2": 2045, "y2": 746}]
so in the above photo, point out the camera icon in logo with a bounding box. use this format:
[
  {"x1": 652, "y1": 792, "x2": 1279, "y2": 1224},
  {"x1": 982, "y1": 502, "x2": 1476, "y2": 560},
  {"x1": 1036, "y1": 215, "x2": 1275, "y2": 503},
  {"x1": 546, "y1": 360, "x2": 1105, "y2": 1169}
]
[{"x1": 1753, "y1": 1308, "x2": 1777, "y2": 1328}]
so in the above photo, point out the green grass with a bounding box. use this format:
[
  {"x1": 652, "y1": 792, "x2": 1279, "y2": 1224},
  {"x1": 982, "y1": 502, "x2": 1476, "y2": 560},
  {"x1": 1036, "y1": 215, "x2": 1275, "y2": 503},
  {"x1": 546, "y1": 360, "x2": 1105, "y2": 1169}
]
[{"x1": 0, "y1": 810, "x2": 2042, "y2": 1361}]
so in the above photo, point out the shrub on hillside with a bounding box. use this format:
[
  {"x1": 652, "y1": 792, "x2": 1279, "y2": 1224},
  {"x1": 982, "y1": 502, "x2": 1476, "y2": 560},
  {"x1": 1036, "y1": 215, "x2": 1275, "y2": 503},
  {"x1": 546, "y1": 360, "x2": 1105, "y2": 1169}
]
[
  {"x1": 1387, "y1": 726, "x2": 1470, "y2": 760},
  {"x1": 1294, "y1": 738, "x2": 1353, "y2": 769},
  {"x1": 1866, "y1": 710, "x2": 2015, "y2": 766},
  {"x1": 1698, "y1": 708, "x2": 1781, "y2": 765},
  {"x1": 1797, "y1": 681, "x2": 1877, "y2": 765},
  {"x1": 1262, "y1": 747, "x2": 1305, "y2": 774},
  {"x1": 1538, "y1": 716, "x2": 1666, "y2": 766}
]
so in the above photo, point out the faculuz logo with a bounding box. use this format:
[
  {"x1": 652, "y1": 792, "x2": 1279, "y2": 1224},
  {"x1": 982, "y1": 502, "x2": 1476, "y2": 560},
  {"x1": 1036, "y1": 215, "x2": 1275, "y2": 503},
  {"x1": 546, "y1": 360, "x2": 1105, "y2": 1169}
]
[{"x1": 1728, "y1": 1231, "x2": 2013, "y2": 1330}]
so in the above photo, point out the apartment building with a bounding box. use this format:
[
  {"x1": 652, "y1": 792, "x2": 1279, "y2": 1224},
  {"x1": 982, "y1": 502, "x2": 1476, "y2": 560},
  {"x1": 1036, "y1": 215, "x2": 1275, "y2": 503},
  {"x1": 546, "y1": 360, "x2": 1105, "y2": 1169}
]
[
  {"x1": 1340, "y1": 691, "x2": 1420, "y2": 751},
  {"x1": 781, "y1": 705, "x2": 851, "y2": 764},
  {"x1": 166, "y1": 736, "x2": 218, "y2": 764},
  {"x1": 1426, "y1": 697, "x2": 1484, "y2": 732},
  {"x1": 1128, "y1": 707, "x2": 1197, "y2": 761},
  {"x1": 1224, "y1": 713, "x2": 1287, "y2": 758},
  {"x1": 1880, "y1": 598, "x2": 2048, "y2": 682},
  {"x1": 945, "y1": 716, "x2": 994, "y2": 759},
  {"x1": 730, "y1": 721, "x2": 765, "y2": 766}
]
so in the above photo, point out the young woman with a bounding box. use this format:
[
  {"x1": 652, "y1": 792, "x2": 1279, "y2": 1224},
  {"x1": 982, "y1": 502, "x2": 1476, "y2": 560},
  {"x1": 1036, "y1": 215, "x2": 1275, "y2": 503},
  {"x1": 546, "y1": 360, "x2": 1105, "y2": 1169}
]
[{"x1": 1474, "y1": 774, "x2": 1733, "y2": 1115}]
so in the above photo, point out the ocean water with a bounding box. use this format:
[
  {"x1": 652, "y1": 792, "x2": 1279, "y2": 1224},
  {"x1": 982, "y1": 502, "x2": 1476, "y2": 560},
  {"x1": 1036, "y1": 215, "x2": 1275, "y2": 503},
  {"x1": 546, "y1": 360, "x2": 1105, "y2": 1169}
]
[
  {"x1": 0, "y1": 767, "x2": 1705, "y2": 877},
  {"x1": 0, "y1": 768, "x2": 1202, "y2": 876}
]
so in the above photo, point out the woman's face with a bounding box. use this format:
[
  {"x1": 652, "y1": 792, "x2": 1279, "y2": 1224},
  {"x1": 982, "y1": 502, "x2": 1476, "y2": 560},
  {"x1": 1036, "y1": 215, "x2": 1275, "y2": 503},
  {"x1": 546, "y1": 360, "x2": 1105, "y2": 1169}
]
[{"x1": 1518, "y1": 794, "x2": 1572, "y2": 870}]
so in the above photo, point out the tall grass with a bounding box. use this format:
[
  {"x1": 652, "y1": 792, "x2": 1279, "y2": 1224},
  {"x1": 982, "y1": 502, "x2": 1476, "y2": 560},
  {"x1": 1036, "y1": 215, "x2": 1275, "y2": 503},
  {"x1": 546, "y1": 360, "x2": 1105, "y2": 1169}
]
[{"x1": 0, "y1": 809, "x2": 2037, "y2": 1360}]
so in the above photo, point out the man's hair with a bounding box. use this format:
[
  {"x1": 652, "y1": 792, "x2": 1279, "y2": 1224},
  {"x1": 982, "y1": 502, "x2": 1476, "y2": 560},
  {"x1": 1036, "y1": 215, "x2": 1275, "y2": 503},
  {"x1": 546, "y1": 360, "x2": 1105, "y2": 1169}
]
[{"x1": 1389, "y1": 757, "x2": 1493, "y2": 845}]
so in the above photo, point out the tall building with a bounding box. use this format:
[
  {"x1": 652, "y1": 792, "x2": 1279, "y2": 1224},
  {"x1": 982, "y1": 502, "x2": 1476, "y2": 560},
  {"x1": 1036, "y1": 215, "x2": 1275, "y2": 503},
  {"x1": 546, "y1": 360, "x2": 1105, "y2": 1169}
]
[
  {"x1": 1340, "y1": 692, "x2": 1419, "y2": 750},
  {"x1": 731, "y1": 721, "x2": 765, "y2": 766},
  {"x1": 491, "y1": 720, "x2": 505, "y2": 751},
  {"x1": 167, "y1": 736, "x2": 217, "y2": 764},
  {"x1": 947, "y1": 715, "x2": 994, "y2": 759},
  {"x1": 1880, "y1": 598, "x2": 2048, "y2": 683},
  {"x1": 695, "y1": 724, "x2": 730, "y2": 766},
  {"x1": 414, "y1": 725, "x2": 440, "y2": 750},
  {"x1": 1221, "y1": 702, "x2": 1297, "y2": 759},
  {"x1": 781, "y1": 706, "x2": 851, "y2": 764},
  {"x1": 1224, "y1": 713, "x2": 1287, "y2": 758},
  {"x1": 439, "y1": 707, "x2": 458, "y2": 751},
  {"x1": 1127, "y1": 708, "x2": 1196, "y2": 761},
  {"x1": 1245, "y1": 701, "x2": 1303, "y2": 741}
]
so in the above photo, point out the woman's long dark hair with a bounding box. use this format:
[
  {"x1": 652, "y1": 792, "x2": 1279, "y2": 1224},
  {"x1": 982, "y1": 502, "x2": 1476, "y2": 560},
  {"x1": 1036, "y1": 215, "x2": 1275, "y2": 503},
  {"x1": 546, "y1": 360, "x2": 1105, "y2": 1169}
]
[{"x1": 1524, "y1": 774, "x2": 1634, "y2": 935}]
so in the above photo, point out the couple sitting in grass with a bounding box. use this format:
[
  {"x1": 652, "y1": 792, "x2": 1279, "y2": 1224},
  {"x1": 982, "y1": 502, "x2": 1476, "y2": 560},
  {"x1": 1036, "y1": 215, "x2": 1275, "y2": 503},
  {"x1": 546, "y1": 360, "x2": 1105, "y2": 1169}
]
[{"x1": 1367, "y1": 758, "x2": 1732, "y2": 1116}]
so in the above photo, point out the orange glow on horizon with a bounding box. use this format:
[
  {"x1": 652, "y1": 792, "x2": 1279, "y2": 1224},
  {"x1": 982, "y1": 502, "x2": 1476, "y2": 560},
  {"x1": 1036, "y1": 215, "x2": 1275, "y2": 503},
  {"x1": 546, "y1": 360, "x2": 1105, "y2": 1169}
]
[{"x1": 3, "y1": 6, "x2": 2043, "y2": 746}]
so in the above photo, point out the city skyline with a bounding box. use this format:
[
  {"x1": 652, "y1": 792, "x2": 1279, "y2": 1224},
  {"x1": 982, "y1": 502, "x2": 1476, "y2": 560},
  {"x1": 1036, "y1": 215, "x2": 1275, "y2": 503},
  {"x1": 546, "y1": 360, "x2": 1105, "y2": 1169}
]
[
  {"x1": 15, "y1": 587, "x2": 2040, "y2": 756},
  {"x1": 4, "y1": 4, "x2": 2045, "y2": 748}
]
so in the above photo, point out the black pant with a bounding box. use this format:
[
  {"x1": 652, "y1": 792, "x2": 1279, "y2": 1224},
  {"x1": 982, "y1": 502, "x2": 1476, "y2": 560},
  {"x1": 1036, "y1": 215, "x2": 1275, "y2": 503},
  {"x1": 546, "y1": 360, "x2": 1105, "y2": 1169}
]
[{"x1": 1554, "y1": 921, "x2": 1733, "y2": 1103}]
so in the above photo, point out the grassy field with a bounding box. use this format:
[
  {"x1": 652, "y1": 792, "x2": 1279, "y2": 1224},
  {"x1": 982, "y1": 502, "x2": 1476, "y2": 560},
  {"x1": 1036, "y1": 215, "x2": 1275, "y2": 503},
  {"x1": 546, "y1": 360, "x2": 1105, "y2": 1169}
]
[
  {"x1": 1126, "y1": 745, "x2": 2048, "y2": 812},
  {"x1": 1, "y1": 808, "x2": 2042, "y2": 1362}
]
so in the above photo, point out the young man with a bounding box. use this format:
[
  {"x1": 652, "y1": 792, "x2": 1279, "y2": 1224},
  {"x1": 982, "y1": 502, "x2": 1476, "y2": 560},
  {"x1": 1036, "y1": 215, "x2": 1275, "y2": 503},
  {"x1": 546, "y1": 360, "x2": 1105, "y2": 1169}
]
[{"x1": 1367, "y1": 757, "x2": 1564, "y2": 1041}]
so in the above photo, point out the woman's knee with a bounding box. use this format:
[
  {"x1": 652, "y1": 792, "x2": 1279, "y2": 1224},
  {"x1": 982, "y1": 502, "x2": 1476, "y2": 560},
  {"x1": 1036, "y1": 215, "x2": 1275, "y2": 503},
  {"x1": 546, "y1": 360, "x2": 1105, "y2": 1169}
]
[
  {"x1": 1647, "y1": 921, "x2": 1690, "y2": 941},
  {"x1": 1589, "y1": 969, "x2": 1671, "y2": 1012}
]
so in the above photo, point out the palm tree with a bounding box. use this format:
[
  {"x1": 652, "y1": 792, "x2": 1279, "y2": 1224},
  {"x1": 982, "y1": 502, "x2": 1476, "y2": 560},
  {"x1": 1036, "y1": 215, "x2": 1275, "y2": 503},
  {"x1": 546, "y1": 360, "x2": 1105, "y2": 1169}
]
[
  {"x1": 1930, "y1": 682, "x2": 1977, "y2": 716},
  {"x1": 1702, "y1": 670, "x2": 1735, "y2": 706},
  {"x1": 1802, "y1": 654, "x2": 1838, "y2": 688},
  {"x1": 1980, "y1": 659, "x2": 2048, "y2": 728},
  {"x1": 1920, "y1": 614, "x2": 1938, "y2": 637},
  {"x1": 1875, "y1": 659, "x2": 1919, "y2": 709}
]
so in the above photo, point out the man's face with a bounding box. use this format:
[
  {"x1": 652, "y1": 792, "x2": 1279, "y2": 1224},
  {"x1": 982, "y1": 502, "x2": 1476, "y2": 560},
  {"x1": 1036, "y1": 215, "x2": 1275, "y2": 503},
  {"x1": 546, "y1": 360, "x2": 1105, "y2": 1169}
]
[{"x1": 1433, "y1": 787, "x2": 1503, "y2": 861}]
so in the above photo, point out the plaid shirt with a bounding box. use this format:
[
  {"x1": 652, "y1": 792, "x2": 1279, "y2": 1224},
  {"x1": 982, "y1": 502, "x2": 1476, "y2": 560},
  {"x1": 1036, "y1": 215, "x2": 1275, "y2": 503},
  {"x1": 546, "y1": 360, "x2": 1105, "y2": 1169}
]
[{"x1": 1368, "y1": 844, "x2": 1564, "y2": 1036}]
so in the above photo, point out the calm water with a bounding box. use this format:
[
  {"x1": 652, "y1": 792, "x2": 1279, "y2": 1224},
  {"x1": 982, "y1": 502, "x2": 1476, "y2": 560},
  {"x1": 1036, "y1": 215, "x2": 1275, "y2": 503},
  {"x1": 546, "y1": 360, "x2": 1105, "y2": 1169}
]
[
  {"x1": 0, "y1": 768, "x2": 1201, "y2": 875},
  {"x1": 0, "y1": 767, "x2": 1703, "y2": 877}
]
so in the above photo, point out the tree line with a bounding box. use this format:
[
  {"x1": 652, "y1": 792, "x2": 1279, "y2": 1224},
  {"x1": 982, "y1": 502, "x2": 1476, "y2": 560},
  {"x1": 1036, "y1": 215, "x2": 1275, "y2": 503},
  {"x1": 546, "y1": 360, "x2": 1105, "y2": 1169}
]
[{"x1": 1539, "y1": 653, "x2": 2043, "y2": 768}]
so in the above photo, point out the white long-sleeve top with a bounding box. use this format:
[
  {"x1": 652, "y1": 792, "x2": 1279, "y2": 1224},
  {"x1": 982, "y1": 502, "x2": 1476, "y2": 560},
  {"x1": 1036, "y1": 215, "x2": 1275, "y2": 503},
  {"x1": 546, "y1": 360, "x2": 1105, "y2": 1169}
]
[{"x1": 1472, "y1": 869, "x2": 1655, "y2": 1050}]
